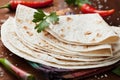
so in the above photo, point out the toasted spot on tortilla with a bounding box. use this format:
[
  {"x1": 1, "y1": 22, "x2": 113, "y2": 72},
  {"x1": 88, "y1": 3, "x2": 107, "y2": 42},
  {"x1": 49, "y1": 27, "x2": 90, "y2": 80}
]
[
  {"x1": 114, "y1": 32, "x2": 118, "y2": 35},
  {"x1": 26, "y1": 31, "x2": 33, "y2": 36},
  {"x1": 38, "y1": 42, "x2": 41, "y2": 45},
  {"x1": 84, "y1": 31, "x2": 92, "y2": 35},
  {"x1": 16, "y1": 18, "x2": 22, "y2": 23},
  {"x1": 60, "y1": 34, "x2": 65, "y2": 37},
  {"x1": 23, "y1": 26, "x2": 28, "y2": 30},
  {"x1": 61, "y1": 28, "x2": 64, "y2": 32},
  {"x1": 44, "y1": 31, "x2": 49, "y2": 36},
  {"x1": 96, "y1": 33, "x2": 102, "y2": 37},
  {"x1": 66, "y1": 17, "x2": 72, "y2": 22},
  {"x1": 91, "y1": 38, "x2": 96, "y2": 42}
]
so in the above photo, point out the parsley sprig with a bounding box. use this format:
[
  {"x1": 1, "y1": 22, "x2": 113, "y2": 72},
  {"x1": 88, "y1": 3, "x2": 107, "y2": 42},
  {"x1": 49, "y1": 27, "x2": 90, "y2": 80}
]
[{"x1": 32, "y1": 9, "x2": 59, "y2": 33}]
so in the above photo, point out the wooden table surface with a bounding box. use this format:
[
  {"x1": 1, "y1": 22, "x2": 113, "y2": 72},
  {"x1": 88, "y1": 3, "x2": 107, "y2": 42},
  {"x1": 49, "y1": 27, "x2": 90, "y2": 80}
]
[{"x1": 0, "y1": 0, "x2": 120, "y2": 80}]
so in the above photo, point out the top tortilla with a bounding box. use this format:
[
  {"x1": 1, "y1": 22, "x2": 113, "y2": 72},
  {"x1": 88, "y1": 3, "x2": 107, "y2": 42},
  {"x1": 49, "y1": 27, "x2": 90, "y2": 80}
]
[{"x1": 46, "y1": 14, "x2": 119, "y2": 45}]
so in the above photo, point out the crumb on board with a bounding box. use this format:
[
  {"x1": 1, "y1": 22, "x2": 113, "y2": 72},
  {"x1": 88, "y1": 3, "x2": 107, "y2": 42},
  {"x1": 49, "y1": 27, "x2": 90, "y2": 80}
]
[{"x1": 93, "y1": 74, "x2": 108, "y2": 80}]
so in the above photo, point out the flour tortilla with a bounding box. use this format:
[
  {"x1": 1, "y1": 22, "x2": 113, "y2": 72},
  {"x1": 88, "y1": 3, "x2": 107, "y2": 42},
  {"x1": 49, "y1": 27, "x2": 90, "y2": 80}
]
[
  {"x1": 15, "y1": 24, "x2": 112, "y2": 56},
  {"x1": 1, "y1": 17, "x2": 120, "y2": 69},
  {"x1": 46, "y1": 14, "x2": 119, "y2": 45},
  {"x1": 6, "y1": 17, "x2": 109, "y2": 63},
  {"x1": 111, "y1": 26, "x2": 120, "y2": 37},
  {"x1": 15, "y1": 5, "x2": 113, "y2": 57},
  {"x1": 41, "y1": 31, "x2": 112, "y2": 52}
]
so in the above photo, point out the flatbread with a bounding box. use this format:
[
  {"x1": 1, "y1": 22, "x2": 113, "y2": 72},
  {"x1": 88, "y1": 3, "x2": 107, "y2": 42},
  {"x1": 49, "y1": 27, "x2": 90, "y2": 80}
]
[
  {"x1": 1, "y1": 18, "x2": 120, "y2": 69},
  {"x1": 46, "y1": 14, "x2": 119, "y2": 45},
  {"x1": 7, "y1": 18, "x2": 109, "y2": 63},
  {"x1": 14, "y1": 5, "x2": 113, "y2": 57}
]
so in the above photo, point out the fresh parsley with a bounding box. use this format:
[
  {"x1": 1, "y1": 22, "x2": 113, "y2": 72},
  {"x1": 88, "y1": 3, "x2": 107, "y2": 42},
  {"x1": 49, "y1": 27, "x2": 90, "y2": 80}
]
[{"x1": 32, "y1": 9, "x2": 59, "y2": 33}]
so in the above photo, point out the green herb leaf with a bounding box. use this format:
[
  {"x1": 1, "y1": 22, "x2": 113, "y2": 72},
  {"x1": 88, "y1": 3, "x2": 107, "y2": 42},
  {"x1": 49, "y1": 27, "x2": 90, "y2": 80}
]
[
  {"x1": 65, "y1": 0, "x2": 91, "y2": 6},
  {"x1": 65, "y1": 0, "x2": 76, "y2": 5},
  {"x1": 47, "y1": 12, "x2": 59, "y2": 24},
  {"x1": 33, "y1": 10, "x2": 46, "y2": 23},
  {"x1": 33, "y1": 10, "x2": 59, "y2": 33},
  {"x1": 36, "y1": 20, "x2": 49, "y2": 33}
]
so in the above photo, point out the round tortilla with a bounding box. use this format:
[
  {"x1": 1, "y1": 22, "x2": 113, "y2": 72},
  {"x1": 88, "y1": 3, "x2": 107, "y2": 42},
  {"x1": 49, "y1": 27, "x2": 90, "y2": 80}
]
[
  {"x1": 7, "y1": 18, "x2": 110, "y2": 64},
  {"x1": 1, "y1": 17, "x2": 120, "y2": 69},
  {"x1": 15, "y1": 5, "x2": 113, "y2": 57}
]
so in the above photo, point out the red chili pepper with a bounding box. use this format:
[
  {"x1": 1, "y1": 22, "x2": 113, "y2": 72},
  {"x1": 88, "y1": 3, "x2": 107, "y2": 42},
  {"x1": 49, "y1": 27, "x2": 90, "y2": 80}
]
[
  {"x1": 80, "y1": 4, "x2": 115, "y2": 17},
  {"x1": 0, "y1": 0, "x2": 53, "y2": 11},
  {"x1": 65, "y1": 0, "x2": 115, "y2": 17}
]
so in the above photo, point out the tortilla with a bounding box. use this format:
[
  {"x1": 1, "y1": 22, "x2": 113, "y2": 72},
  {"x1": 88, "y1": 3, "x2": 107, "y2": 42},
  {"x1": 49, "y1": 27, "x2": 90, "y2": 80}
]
[
  {"x1": 14, "y1": 5, "x2": 113, "y2": 57},
  {"x1": 6, "y1": 17, "x2": 110, "y2": 63},
  {"x1": 1, "y1": 18, "x2": 120, "y2": 69},
  {"x1": 41, "y1": 31, "x2": 112, "y2": 53},
  {"x1": 46, "y1": 14, "x2": 119, "y2": 45}
]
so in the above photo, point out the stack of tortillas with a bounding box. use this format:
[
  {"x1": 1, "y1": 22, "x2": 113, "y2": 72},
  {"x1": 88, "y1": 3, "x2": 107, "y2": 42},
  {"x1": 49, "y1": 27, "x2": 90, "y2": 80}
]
[{"x1": 1, "y1": 5, "x2": 120, "y2": 70}]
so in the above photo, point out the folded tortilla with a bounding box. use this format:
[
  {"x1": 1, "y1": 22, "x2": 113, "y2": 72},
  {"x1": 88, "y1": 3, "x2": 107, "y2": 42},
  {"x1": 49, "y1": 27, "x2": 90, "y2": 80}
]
[{"x1": 46, "y1": 14, "x2": 119, "y2": 45}]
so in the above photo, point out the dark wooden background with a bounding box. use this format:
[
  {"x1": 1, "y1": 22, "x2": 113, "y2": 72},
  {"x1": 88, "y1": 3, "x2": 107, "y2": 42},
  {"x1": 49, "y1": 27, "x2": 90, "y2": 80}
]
[{"x1": 0, "y1": 0, "x2": 120, "y2": 80}]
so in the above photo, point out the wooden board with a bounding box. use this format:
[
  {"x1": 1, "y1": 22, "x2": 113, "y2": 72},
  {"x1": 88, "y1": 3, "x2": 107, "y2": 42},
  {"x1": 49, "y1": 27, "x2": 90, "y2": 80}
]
[{"x1": 0, "y1": 0, "x2": 120, "y2": 80}]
